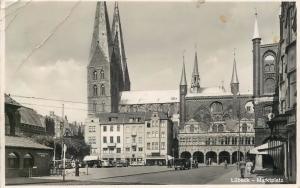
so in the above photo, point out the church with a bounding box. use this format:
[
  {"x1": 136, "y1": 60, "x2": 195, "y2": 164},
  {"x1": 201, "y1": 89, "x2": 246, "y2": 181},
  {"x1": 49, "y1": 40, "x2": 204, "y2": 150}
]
[{"x1": 85, "y1": 2, "x2": 278, "y2": 166}]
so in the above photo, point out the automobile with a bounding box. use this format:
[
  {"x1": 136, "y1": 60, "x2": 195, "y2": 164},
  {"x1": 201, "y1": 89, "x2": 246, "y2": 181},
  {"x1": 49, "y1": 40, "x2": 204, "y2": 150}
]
[
  {"x1": 101, "y1": 160, "x2": 114, "y2": 168},
  {"x1": 115, "y1": 160, "x2": 129, "y2": 167},
  {"x1": 85, "y1": 160, "x2": 102, "y2": 168},
  {"x1": 174, "y1": 158, "x2": 191, "y2": 170}
]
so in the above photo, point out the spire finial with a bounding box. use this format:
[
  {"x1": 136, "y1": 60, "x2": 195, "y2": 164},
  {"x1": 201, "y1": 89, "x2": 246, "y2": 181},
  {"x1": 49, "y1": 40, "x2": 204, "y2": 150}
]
[
  {"x1": 253, "y1": 8, "x2": 260, "y2": 39},
  {"x1": 231, "y1": 49, "x2": 239, "y2": 84},
  {"x1": 180, "y1": 50, "x2": 187, "y2": 86},
  {"x1": 234, "y1": 48, "x2": 236, "y2": 58}
]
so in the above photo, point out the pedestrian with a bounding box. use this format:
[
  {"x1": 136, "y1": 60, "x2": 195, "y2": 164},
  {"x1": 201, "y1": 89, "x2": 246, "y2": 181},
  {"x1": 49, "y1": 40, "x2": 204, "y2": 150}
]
[
  {"x1": 239, "y1": 157, "x2": 246, "y2": 178},
  {"x1": 224, "y1": 160, "x2": 228, "y2": 169},
  {"x1": 246, "y1": 159, "x2": 253, "y2": 176}
]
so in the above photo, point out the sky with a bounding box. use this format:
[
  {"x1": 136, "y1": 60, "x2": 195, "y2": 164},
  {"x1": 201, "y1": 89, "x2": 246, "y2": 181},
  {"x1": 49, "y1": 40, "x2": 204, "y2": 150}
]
[{"x1": 5, "y1": 1, "x2": 281, "y2": 122}]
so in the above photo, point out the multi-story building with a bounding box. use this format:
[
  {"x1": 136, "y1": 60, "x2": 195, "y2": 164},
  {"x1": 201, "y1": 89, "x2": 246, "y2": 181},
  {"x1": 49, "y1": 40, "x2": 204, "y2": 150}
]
[
  {"x1": 48, "y1": 111, "x2": 71, "y2": 138},
  {"x1": 144, "y1": 112, "x2": 173, "y2": 165},
  {"x1": 262, "y1": 2, "x2": 297, "y2": 183},
  {"x1": 85, "y1": 112, "x2": 174, "y2": 165}
]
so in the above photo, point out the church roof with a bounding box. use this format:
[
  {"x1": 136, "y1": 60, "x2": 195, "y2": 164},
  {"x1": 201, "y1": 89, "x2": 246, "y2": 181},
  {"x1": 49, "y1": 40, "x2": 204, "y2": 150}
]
[
  {"x1": 18, "y1": 107, "x2": 45, "y2": 128},
  {"x1": 186, "y1": 86, "x2": 231, "y2": 97},
  {"x1": 6, "y1": 136, "x2": 52, "y2": 150},
  {"x1": 5, "y1": 94, "x2": 21, "y2": 107},
  {"x1": 120, "y1": 90, "x2": 179, "y2": 104}
]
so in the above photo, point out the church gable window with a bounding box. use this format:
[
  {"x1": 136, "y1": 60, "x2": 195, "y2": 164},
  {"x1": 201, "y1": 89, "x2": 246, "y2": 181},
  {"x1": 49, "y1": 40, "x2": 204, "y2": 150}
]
[
  {"x1": 100, "y1": 84, "x2": 105, "y2": 96},
  {"x1": 93, "y1": 85, "x2": 98, "y2": 96},
  {"x1": 100, "y1": 69, "x2": 105, "y2": 79},
  {"x1": 264, "y1": 55, "x2": 275, "y2": 73},
  {"x1": 93, "y1": 102, "x2": 97, "y2": 112},
  {"x1": 93, "y1": 70, "x2": 97, "y2": 80},
  {"x1": 101, "y1": 101, "x2": 105, "y2": 112},
  {"x1": 210, "y1": 102, "x2": 223, "y2": 114}
]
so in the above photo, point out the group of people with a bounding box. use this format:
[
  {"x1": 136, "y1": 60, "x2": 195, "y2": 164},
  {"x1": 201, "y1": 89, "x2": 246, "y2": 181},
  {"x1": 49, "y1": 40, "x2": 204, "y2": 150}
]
[{"x1": 238, "y1": 158, "x2": 254, "y2": 178}]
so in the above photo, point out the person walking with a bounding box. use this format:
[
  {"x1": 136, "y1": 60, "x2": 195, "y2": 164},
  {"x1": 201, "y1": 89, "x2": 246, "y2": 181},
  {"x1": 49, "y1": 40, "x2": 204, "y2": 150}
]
[
  {"x1": 239, "y1": 157, "x2": 246, "y2": 178},
  {"x1": 224, "y1": 160, "x2": 228, "y2": 169},
  {"x1": 246, "y1": 159, "x2": 253, "y2": 176}
]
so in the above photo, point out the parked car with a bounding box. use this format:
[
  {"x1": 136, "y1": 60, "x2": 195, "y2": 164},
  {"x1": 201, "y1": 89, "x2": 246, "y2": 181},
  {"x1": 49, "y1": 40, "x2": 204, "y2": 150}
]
[
  {"x1": 101, "y1": 160, "x2": 114, "y2": 168},
  {"x1": 174, "y1": 158, "x2": 191, "y2": 170},
  {"x1": 115, "y1": 160, "x2": 129, "y2": 167},
  {"x1": 85, "y1": 160, "x2": 102, "y2": 168}
]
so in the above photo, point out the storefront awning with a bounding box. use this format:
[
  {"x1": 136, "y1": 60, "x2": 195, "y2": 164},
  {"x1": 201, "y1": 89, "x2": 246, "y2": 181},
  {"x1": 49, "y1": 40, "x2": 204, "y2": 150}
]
[
  {"x1": 83, "y1": 155, "x2": 100, "y2": 161},
  {"x1": 249, "y1": 143, "x2": 268, "y2": 155}
]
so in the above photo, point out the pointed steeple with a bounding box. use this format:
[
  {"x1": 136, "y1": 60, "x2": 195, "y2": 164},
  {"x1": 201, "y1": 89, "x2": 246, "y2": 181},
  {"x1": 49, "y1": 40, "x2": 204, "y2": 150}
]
[
  {"x1": 89, "y1": 2, "x2": 112, "y2": 62},
  {"x1": 253, "y1": 9, "x2": 260, "y2": 39},
  {"x1": 231, "y1": 49, "x2": 239, "y2": 95},
  {"x1": 112, "y1": 1, "x2": 130, "y2": 91},
  {"x1": 191, "y1": 51, "x2": 200, "y2": 93},
  {"x1": 180, "y1": 56, "x2": 187, "y2": 86},
  {"x1": 231, "y1": 50, "x2": 239, "y2": 84}
]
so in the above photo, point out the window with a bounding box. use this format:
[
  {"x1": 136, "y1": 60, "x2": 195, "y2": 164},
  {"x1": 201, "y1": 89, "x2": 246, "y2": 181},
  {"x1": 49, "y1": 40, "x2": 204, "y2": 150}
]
[
  {"x1": 138, "y1": 147, "x2": 143, "y2": 152},
  {"x1": 103, "y1": 126, "x2": 107, "y2": 132},
  {"x1": 109, "y1": 148, "x2": 114, "y2": 153},
  {"x1": 147, "y1": 143, "x2": 151, "y2": 150},
  {"x1": 161, "y1": 131, "x2": 165, "y2": 138},
  {"x1": 101, "y1": 101, "x2": 105, "y2": 112},
  {"x1": 116, "y1": 148, "x2": 121, "y2": 153},
  {"x1": 117, "y1": 125, "x2": 120, "y2": 131},
  {"x1": 212, "y1": 124, "x2": 217, "y2": 132},
  {"x1": 100, "y1": 84, "x2": 105, "y2": 96},
  {"x1": 147, "y1": 122, "x2": 151, "y2": 128},
  {"x1": 93, "y1": 85, "x2": 98, "y2": 96},
  {"x1": 7, "y1": 152, "x2": 19, "y2": 168},
  {"x1": 110, "y1": 136, "x2": 114, "y2": 143},
  {"x1": 110, "y1": 125, "x2": 113, "y2": 132},
  {"x1": 93, "y1": 103, "x2": 97, "y2": 112},
  {"x1": 147, "y1": 132, "x2": 150, "y2": 138},
  {"x1": 117, "y1": 136, "x2": 120, "y2": 143},
  {"x1": 151, "y1": 142, "x2": 155, "y2": 150},
  {"x1": 125, "y1": 147, "x2": 130, "y2": 152},
  {"x1": 93, "y1": 70, "x2": 97, "y2": 80},
  {"x1": 161, "y1": 142, "x2": 165, "y2": 150},
  {"x1": 242, "y1": 123, "x2": 247, "y2": 133},
  {"x1": 152, "y1": 131, "x2": 155, "y2": 138},
  {"x1": 264, "y1": 55, "x2": 275, "y2": 73},
  {"x1": 138, "y1": 137, "x2": 142, "y2": 144},
  {"x1": 210, "y1": 102, "x2": 223, "y2": 113},
  {"x1": 89, "y1": 137, "x2": 96, "y2": 144},
  {"x1": 23, "y1": 153, "x2": 34, "y2": 168},
  {"x1": 218, "y1": 124, "x2": 224, "y2": 132},
  {"x1": 100, "y1": 69, "x2": 104, "y2": 79},
  {"x1": 103, "y1": 136, "x2": 107, "y2": 143},
  {"x1": 132, "y1": 146, "x2": 136, "y2": 152},
  {"x1": 89, "y1": 126, "x2": 96, "y2": 132},
  {"x1": 132, "y1": 137, "x2": 136, "y2": 143},
  {"x1": 155, "y1": 131, "x2": 159, "y2": 138}
]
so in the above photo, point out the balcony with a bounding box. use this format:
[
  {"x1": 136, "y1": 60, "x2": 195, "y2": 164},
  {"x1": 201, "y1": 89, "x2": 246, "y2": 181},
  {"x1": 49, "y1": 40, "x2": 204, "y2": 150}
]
[{"x1": 107, "y1": 143, "x2": 116, "y2": 147}]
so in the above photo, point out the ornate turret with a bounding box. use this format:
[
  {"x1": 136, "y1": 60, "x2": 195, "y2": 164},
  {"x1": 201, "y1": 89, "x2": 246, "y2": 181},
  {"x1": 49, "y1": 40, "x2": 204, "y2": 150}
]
[{"x1": 191, "y1": 51, "x2": 201, "y2": 93}]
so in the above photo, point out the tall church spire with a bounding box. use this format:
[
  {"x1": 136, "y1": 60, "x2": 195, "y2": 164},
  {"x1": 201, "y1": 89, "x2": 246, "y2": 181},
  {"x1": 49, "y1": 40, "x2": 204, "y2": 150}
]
[
  {"x1": 112, "y1": 1, "x2": 130, "y2": 91},
  {"x1": 180, "y1": 58, "x2": 187, "y2": 86},
  {"x1": 253, "y1": 9, "x2": 260, "y2": 39},
  {"x1": 89, "y1": 2, "x2": 112, "y2": 62},
  {"x1": 191, "y1": 51, "x2": 200, "y2": 93},
  {"x1": 230, "y1": 49, "x2": 239, "y2": 95}
]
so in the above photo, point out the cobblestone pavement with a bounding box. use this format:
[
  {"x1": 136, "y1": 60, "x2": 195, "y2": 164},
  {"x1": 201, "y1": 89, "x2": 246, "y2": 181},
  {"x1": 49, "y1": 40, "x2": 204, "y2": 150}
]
[{"x1": 6, "y1": 166, "x2": 288, "y2": 185}]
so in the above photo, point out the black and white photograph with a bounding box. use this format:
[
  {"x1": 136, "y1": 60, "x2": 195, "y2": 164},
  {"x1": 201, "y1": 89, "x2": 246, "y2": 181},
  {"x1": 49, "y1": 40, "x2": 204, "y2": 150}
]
[{"x1": 3, "y1": 0, "x2": 297, "y2": 185}]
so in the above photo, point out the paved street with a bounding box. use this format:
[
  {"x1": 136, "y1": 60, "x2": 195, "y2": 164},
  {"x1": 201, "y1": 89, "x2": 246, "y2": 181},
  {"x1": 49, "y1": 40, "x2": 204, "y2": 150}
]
[{"x1": 6, "y1": 166, "x2": 287, "y2": 185}]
